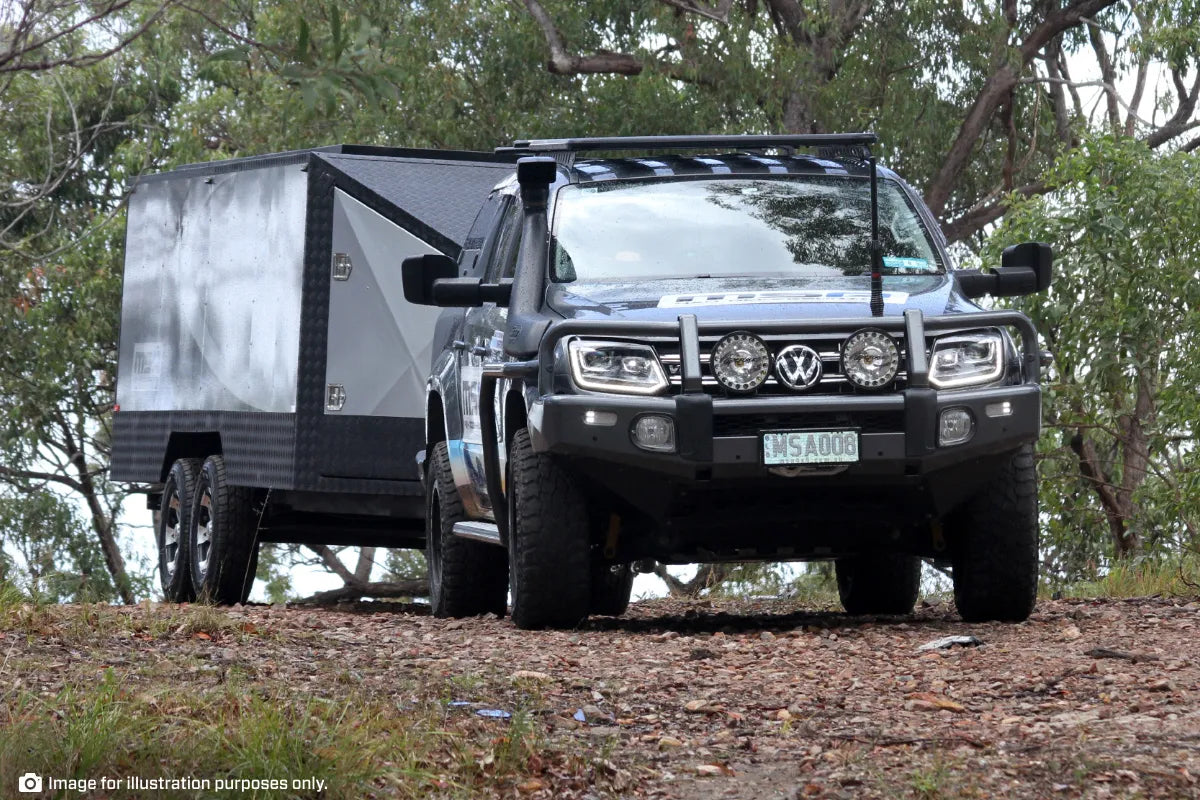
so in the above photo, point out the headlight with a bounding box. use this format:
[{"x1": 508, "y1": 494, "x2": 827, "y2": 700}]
[
  {"x1": 711, "y1": 331, "x2": 771, "y2": 394},
  {"x1": 568, "y1": 339, "x2": 668, "y2": 395},
  {"x1": 929, "y1": 330, "x2": 1005, "y2": 389},
  {"x1": 841, "y1": 329, "x2": 900, "y2": 389}
]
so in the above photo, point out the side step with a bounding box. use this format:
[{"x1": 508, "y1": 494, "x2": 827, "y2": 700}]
[{"x1": 451, "y1": 520, "x2": 503, "y2": 546}]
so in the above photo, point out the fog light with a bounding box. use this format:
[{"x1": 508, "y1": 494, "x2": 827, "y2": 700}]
[
  {"x1": 939, "y1": 408, "x2": 974, "y2": 446},
  {"x1": 632, "y1": 415, "x2": 676, "y2": 452},
  {"x1": 583, "y1": 410, "x2": 618, "y2": 427},
  {"x1": 985, "y1": 401, "x2": 1012, "y2": 418}
]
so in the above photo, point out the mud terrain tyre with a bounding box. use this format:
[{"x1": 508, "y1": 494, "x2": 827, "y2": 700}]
[
  {"x1": 425, "y1": 441, "x2": 508, "y2": 617},
  {"x1": 948, "y1": 444, "x2": 1039, "y2": 622},
  {"x1": 189, "y1": 455, "x2": 259, "y2": 604},
  {"x1": 590, "y1": 562, "x2": 634, "y2": 617},
  {"x1": 836, "y1": 554, "x2": 921, "y2": 615},
  {"x1": 157, "y1": 458, "x2": 201, "y2": 602},
  {"x1": 507, "y1": 429, "x2": 590, "y2": 629}
]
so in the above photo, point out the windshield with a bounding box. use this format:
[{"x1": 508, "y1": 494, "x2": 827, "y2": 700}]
[{"x1": 551, "y1": 175, "x2": 942, "y2": 283}]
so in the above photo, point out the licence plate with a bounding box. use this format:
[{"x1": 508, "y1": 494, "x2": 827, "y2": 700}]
[{"x1": 762, "y1": 430, "x2": 860, "y2": 465}]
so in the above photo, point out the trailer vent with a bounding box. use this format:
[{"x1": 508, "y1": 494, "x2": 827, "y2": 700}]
[{"x1": 331, "y1": 252, "x2": 353, "y2": 281}]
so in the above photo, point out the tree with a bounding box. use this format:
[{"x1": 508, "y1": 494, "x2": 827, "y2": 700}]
[
  {"x1": 995, "y1": 135, "x2": 1200, "y2": 574},
  {"x1": 514, "y1": 1, "x2": 1199, "y2": 244},
  {"x1": 0, "y1": 1, "x2": 184, "y2": 603}
]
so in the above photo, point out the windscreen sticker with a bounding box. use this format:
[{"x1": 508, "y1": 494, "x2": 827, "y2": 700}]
[
  {"x1": 882, "y1": 256, "x2": 934, "y2": 272},
  {"x1": 657, "y1": 290, "x2": 910, "y2": 308}
]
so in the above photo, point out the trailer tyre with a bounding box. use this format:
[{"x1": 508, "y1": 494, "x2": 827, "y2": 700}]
[
  {"x1": 836, "y1": 554, "x2": 921, "y2": 615},
  {"x1": 156, "y1": 458, "x2": 201, "y2": 602},
  {"x1": 189, "y1": 455, "x2": 259, "y2": 605},
  {"x1": 948, "y1": 444, "x2": 1039, "y2": 622},
  {"x1": 507, "y1": 429, "x2": 590, "y2": 629},
  {"x1": 590, "y1": 562, "x2": 634, "y2": 617},
  {"x1": 426, "y1": 441, "x2": 508, "y2": 618}
]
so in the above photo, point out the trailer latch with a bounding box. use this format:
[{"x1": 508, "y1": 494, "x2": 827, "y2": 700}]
[{"x1": 331, "y1": 252, "x2": 353, "y2": 281}]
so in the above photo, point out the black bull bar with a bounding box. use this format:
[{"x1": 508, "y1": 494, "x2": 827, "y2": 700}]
[{"x1": 479, "y1": 309, "x2": 1040, "y2": 542}]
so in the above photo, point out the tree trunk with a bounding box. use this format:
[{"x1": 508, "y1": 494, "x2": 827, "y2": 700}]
[{"x1": 62, "y1": 420, "x2": 134, "y2": 604}]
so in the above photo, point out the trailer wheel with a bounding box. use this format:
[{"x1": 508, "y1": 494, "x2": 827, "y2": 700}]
[
  {"x1": 507, "y1": 429, "x2": 591, "y2": 629},
  {"x1": 947, "y1": 444, "x2": 1039, "y2": 622},
  {"x1": 156, "y1": 458, "x2": 201, "y2": 602},
  {"x1": 189, "y1": 455, "x2": 259, "y2": 604},
  {"x1": 835, "y1": 554, "x2": 921, "y2": 615},
  {"x1": 425, "y1": 441, "x2": 508, "y2": 618},
  {"x1": 590, "y1": 562, "x2": 634, "y2": 617}
]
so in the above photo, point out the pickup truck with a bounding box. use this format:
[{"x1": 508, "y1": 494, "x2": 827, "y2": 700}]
[{"x1": 402, "y1": 134, "x2": 1051, "y2": 629}]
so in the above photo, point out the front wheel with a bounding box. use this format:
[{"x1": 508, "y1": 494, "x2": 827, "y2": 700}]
[
  {"x1": 507, "y1": 429, "x2": 591, "y2": 629},
  {"x1": 425, "y1": 441, "x2": 508, "y2": 618},
  {"x1": 946, "y1": 444, "x2": 1039, "y2": 622},
  {"x1": 189, "y1": 455, "x2": 259, "y2": 604},
  {"x1": 835, "y1": 554, "x2": 920, "y2": 615}
]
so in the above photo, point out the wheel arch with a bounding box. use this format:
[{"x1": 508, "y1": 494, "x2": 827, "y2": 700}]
[{"x1": 160, "y1": 431, "x2": 222, "y2": 482}]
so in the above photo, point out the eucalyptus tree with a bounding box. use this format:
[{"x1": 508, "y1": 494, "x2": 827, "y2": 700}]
[{"x1": 997, "y1": 136, "x2": 1200, "y2": 574}]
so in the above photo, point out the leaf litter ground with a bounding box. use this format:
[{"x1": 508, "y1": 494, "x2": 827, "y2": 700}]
[{"x1": 2, "y1": 596, "x2": 1199, "y2": 798}]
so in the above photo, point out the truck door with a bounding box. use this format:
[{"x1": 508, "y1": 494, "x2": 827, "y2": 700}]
[{"x1": 458, "y1": 195, "x2": 522, "y2": 516}]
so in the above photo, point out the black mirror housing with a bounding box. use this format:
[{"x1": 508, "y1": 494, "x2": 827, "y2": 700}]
[
  {"x1": 957, "y1": 242, "x2": 1052, "y2": 299},
  {"x1": 430, "y1": 278, "x2": 513, "y2": 308},
  {"x1": 402, "y1": 253, "x2": 458, "y2": 305}
]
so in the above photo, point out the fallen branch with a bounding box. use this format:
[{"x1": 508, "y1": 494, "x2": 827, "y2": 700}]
[{"x1": 294, "y1": 580, "x2": 429, "y2": 605}]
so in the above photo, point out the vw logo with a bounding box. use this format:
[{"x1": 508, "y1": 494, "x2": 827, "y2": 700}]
[{"x1": 775, "y1": 345, "x2": 823, "y2": 391}]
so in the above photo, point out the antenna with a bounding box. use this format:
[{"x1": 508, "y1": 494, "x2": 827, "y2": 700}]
[{"x1": 869, "y1": 156, "x2": 884, "y2": 318}]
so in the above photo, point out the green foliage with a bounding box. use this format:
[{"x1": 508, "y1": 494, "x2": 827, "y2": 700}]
[
  {"x1": 0, "y1": 491, "x2": 132, "y2": 603},
  {"x1": 255, "y1": 544, "x2": 295, "y2": 604},
  {"x1": 995, "y1": 135, "x2": 1200, "y2": 578}
]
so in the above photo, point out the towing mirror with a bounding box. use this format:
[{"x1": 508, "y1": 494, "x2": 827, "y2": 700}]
[
  {"x1": 430, "y1": 278, "x2": 512, "y2": 307},
  {"x1": 402, "y1": 253, "x2": 458, "y2": 305},
  {"x1": 957, "y1": 242, "x2": 1052, "y2": 299}
]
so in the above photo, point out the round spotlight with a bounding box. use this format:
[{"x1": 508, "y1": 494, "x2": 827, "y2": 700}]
[
  {"x1": 841, "y1": 329, "x2": 900, "y2": 389},
  {"x1": 711, "y1": 331, "x2": 770, "y2": 394}
]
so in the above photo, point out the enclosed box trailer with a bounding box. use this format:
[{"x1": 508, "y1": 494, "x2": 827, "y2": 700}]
[{"x1": 111, "y1": 145, "x2": 514, "y2": 602}]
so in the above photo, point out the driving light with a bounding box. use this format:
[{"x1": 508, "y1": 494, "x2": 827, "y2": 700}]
[
  {"x1": 939, "y1": 408, "x2": 974, "y2": 446},
  {"x1": 568, "y1": 340, "x2": 668, "y2": 395},
  {"x1": 929, "y1": 331, "x2": 1004, "y2": 389},
  {"x1": 985, "y1": 401, "x2": 1012, "y2": 418},
  {"x1": 583, "y1": 410, "x2": 618, "y2": 427},
  {"x1": 711, "y1": 332, "x2": 770, "y2": 394},
  {"x1": 841, "y1": 329, "x2": 900, "y2": 389},
  {"x1": 632, "y1": 415, "x2": 676, "y2": 452}
]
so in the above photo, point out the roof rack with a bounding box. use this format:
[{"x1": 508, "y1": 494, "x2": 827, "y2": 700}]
[{"x1": 496, "y1": 133, "x2": 877, "y2": 156}]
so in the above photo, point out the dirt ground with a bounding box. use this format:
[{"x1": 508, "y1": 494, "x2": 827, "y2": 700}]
[{"x1": 6, "y1": 595, "x2": 1200, "y2": 798}]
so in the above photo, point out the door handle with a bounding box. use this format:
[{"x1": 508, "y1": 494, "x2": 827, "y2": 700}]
[
  {"x1": 451, "y1": 340, "x2": 467, "y2": 351},
  {"x1": 471, "y1": 345, "x2": 488, "y2": 357}
]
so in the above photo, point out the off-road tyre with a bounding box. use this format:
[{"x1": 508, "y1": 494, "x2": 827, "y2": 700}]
[
  {"x1": 590, "y1": 562, "x2": 634, "y2": 617},
  {"x1": 507, "y1": 429, "x2": 590, "y2": 629},
  {"x1": 948, "y1": 444, "x2": 1039, "y2": 622},
  {"x1": 157, "y1": 458, "x2": 201, "y2": 602},
  {"x1": 189, "y1": 455, "x2": 259, "y2": 604},
  {"x1": 425, "y1": 441, "x2": 508, "y2": 618},
  {"x1": 835, "y1": 554, "x2": 921, "y2": 615}
]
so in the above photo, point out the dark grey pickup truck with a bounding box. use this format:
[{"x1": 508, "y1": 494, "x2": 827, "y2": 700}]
[{"x1": 403, "y1": 133, "x2": 1051, "y2": 629}]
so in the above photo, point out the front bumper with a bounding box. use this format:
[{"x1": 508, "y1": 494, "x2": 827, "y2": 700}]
[{"x1": 527, "y1": 383, "x2": 1040, "y2": 480}]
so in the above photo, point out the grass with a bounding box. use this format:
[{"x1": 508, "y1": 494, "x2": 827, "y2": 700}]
[
  {"x1": 0, "y1": 670, "x2": 592, "y2": 799},
  {"x1": 0, "y1": 601, "x2": 605, "y2": 799},
  {"x1": 1051, "y1": 555, "x2": 1200, "y2": 600},
  {"x1": 0, "y1": 597, "x2": 260, "y2": 642}
]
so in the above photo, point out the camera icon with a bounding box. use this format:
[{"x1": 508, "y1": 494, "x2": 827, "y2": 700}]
[{"x1": 18, "y1": 773, "x2": 42, "y2": 793}]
